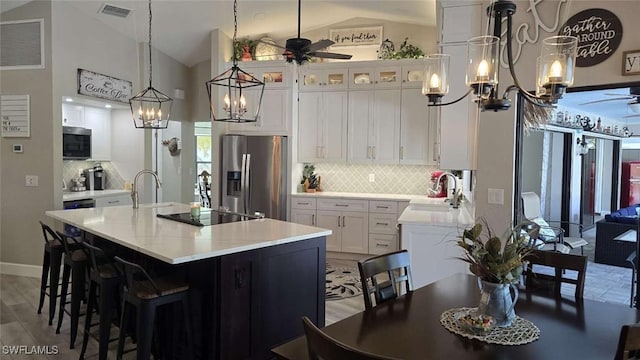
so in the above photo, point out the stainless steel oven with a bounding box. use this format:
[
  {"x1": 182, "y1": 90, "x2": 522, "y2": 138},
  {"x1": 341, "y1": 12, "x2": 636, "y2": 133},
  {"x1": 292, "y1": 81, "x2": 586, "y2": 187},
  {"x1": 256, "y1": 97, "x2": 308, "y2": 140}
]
[{"x1": 63, "y1": 126, "x2": 91, "y2": 160}]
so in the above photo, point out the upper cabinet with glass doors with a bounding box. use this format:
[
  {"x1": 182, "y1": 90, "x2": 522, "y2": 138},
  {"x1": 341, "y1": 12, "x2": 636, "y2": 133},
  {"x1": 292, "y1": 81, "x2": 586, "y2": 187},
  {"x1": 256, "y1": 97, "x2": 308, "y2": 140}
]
[{"x1": 299, "y1": 66, "x2": 349, "y2": 91}]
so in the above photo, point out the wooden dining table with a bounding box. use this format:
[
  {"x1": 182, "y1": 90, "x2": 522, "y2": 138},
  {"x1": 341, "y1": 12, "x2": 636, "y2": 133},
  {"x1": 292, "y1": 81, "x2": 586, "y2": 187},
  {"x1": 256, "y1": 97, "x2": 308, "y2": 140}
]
[{"x1": 272, "y1": 273, "x2": 640, "y2": 359}]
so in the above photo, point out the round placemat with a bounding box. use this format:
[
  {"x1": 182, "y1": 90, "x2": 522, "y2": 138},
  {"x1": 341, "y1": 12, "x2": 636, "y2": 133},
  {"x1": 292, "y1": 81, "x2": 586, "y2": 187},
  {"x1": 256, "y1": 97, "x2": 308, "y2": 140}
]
[{"x1": 440, "y1": 307, "x2": 540, "y2": 345}]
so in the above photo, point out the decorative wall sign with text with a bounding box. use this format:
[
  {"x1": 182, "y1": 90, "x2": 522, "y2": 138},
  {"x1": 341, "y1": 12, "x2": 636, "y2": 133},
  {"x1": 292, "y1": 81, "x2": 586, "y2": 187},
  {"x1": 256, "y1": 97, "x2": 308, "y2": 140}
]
[
  {"x1": 329, "y1": 26, "x2": 382, "y2": 47},
  {"x1": 623, "y1": 50, "x2": 640, "y2": 76},
  {"x1": 1, "y1": 95, "x2": 30, "y2": 138},
  {"x1": 559, "y1": 8, "x2": 623, "y2": 67},
  {"x1": 77, "y1": 69, "x2": 132, "y2": 103}
]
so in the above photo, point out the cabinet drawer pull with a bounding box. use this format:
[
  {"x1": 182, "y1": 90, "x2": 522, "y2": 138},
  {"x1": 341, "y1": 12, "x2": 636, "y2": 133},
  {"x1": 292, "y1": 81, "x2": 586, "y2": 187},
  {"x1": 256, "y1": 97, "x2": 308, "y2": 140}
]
[
  {"x1": 376, "y1": 243, "x2": 389, "y2": 247},
  {"x1": 108, "y1": 200, "x2": 120, "y2": 204},
  {"x1": 376, "y1": 222, "x2": 389, "y2": 226},
  {"x1": 376, "y1": 206, "x2": 389, "y2": 209},
  {"x1": 298, "y1": 202, "x2": 309, "y2": 205},
  {"x1": 335, "y1": 204, "x2": 349, "y2": 207}
]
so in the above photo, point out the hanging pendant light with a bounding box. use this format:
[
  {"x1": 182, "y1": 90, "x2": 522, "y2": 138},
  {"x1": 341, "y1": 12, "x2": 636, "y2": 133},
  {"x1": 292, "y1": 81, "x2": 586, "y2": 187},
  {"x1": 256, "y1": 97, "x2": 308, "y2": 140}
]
[
  {"x1": 206, "y1": 0, "x2": 265, "y2": 123},
  {"x1": 424, "y1": 0, "x2": 578, "y2": 111},
  {"x1": 129, "y1": 0, "x2": 172, "y2": 129}
]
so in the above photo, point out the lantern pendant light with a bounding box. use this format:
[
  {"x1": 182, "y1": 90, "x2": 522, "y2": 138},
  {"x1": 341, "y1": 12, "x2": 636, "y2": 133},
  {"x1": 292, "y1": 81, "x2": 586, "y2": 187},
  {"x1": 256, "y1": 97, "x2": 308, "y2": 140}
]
[
  {"x1": 129, "y1": 0, "x2": 172, "y2": 129},
  {"x1": 206, "y1": 0, "x2": 265, "y2": 123}
]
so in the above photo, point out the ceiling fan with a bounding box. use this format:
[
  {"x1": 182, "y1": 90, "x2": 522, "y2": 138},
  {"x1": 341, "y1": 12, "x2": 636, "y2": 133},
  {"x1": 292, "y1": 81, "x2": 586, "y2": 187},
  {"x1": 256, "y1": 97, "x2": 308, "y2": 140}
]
[
  {"x1": 257, "y1": 0, "x2": 352, "y2": 64},
  {"x1": 580, "y1": 86, "x2": 640, "y2": 106}
]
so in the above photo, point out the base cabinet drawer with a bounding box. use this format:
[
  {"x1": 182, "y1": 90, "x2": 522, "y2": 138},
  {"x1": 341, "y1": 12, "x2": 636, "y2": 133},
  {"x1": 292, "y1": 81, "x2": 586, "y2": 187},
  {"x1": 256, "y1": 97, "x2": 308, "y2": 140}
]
[
  {"x1": 368, "y1": 234, "x2": 398, "y2": 255},
  {"x1": 317, "y1": 198, "x2": 369, "y2": 212},
  {"x1": 291, "y1": 197, "x2": 317, "y2": 210},
  {"x1": 95, "y1": 194, "x2": 132, "y2": 207}
]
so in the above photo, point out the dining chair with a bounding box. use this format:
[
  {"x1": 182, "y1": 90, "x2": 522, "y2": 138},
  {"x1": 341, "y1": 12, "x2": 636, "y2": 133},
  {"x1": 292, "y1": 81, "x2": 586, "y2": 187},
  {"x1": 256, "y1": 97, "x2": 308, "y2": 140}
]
[
  {"x1": 615, "y1": 323, "x2": 640, "y2": 360},
  {"x1": 521, "y1": 192, "x2": 588, "y2": 254},
  {"x1": 357, "y1": 250, "x2": 413, "y2": 310},
  {"x1": 302, "y1": 316, "x2": 399, "y2": 360},
  {"x1": 524, "y1": 249, "x2": 588, "y2": 299}
]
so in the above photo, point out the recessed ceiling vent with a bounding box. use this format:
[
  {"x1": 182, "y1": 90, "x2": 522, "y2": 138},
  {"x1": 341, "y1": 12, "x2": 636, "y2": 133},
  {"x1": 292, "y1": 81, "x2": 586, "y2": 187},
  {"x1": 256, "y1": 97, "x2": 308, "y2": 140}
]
[{"x1": 98, "y1": 3, "x2": 132, "y2": 18}]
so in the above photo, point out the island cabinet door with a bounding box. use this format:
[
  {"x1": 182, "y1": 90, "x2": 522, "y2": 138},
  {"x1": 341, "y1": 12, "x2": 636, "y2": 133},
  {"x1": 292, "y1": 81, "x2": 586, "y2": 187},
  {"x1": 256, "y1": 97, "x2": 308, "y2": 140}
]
[
  {"x1": 316, "y1": 210, "x2": 341, "y2": 251},
  {"x1": 218, "y1": 251, "x2": 259, "y2": 359}
]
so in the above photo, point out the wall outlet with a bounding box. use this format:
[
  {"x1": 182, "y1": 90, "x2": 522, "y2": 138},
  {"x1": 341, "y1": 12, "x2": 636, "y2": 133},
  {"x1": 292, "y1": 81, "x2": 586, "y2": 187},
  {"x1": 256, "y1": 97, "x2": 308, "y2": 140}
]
[
  {"x1": 487, "y1": 188, "x2": 504, "y2": 205},
  {"x1": 368, "y1": 173, "x2": 375, "y2": 182},
  {"x1": 26, "y1": 175, "x2": 39, "y2": 187}
]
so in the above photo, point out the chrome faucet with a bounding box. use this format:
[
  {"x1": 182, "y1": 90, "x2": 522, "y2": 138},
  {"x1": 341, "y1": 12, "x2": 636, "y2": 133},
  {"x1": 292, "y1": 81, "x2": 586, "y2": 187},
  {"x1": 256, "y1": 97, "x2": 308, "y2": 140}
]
[
  {"x1": 433, "y1": 172, "x2": 461, "y2": 209},
  {"x1": 131, "y1": 170, "x2": 162, "y2": 209}
]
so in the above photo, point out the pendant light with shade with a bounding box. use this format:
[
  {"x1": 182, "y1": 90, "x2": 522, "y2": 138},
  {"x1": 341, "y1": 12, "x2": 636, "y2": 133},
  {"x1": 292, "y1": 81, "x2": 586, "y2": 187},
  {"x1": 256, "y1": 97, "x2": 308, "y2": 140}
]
[
  {"x1": 129, "y1": 0, "x2": 172, "y2": 129},
  {"x1": 422, "y1": 0, "x2": 578, "y2": 111},
  {"x1": 206, "y1": 0, "x2": 265, "y2": 123}
]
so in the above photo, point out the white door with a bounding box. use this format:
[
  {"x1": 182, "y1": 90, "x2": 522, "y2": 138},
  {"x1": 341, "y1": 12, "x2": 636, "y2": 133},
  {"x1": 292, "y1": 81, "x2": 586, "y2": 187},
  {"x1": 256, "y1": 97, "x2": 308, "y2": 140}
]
[
  {"x1": 340, "y1": 211, "x2": 369, "y2": 254},
  {"x1": 347, "y1": 90, "x2": 374, "y2": 164},
  {"x1": 291, "y1": 209, "x2": 316, "y2": 226},
  {"x1": 371, "y1": 89, "x2": 401, "y2": 164},
  {"x1": 322, "y1": 91, "x2": 348, "y2": 163},
  {"x1": 317, "y1": 210, "x2": 341, "y2": 252},
  {"x1": 298, "y1": 92, "x2": 323, "y2": 162}
]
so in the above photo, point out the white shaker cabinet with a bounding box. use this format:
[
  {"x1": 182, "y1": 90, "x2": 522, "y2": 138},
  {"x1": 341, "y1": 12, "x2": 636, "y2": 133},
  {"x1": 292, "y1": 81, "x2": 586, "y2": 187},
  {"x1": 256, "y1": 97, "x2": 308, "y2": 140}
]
[
  {"x1": 438, "y1": 44, "x2": 478, "y2": 170},
  {"x1": 84, "y1": 107, "x2": 112, "y2": 161},
  {"x1": 400, "y1": 89, "x2": 437, "y2": 165},
  {"x1": 229, "y1": 89, "x2": 290, "y2": 134},
  {"x1": 316, "y1": 210, "x2": 368, "y2": 253},
  {"x1": 62, "y1": 103, "x2": 84, "y2": 127},
  {"x1": 347, "y1": 89, "x2": 401, "y2": 164},
  {"x1": 94, "y1": 193, "x2": 132, "y2": 207},
  {"x1": 298, "y1": 91, "x2": 348, "y2": 163}
]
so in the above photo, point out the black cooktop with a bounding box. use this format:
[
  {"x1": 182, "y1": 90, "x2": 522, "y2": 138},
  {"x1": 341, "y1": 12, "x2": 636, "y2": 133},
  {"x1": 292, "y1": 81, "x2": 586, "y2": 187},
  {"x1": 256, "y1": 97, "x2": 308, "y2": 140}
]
[{"x1": 157, "y1": 209, "x2": 260, "y2": 227}]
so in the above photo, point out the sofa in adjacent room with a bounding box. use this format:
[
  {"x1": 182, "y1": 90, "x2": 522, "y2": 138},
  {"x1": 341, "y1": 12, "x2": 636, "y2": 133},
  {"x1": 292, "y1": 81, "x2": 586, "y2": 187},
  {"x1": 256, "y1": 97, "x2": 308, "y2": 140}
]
[{"x1": 595, "y1": 205, "x2": 638, "y2": 268}]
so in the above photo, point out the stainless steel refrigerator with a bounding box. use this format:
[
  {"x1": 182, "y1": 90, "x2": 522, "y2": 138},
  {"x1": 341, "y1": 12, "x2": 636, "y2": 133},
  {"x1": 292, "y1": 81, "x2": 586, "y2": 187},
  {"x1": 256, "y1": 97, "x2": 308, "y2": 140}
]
[{"x1": 221, "y1": 135, "x2": 288, "y2": 220}]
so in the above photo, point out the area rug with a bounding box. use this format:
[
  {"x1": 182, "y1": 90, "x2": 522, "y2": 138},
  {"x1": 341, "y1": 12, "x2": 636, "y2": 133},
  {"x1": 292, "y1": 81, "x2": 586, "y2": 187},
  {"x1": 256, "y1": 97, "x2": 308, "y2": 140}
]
[{"x1": 326, "y1": 264, "x2": 363, "y2": 301}]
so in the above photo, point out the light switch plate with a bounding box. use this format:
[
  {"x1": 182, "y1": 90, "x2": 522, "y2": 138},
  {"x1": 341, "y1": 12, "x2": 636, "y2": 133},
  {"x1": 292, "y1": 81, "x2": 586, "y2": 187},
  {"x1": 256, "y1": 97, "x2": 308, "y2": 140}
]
[
  {"x1": 368, "y1": 173, "x2": 375, "y2": 182},
  {"x1": 26, "y1": 175, "x2": 38, "y2": 187},
  {"x1": 488, "y1": 188, "x2": 504, "y2": 205}
]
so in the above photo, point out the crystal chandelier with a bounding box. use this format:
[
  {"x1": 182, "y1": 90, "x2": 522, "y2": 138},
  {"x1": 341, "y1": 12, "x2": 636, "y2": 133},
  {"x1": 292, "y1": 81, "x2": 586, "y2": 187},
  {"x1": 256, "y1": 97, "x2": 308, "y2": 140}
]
[
  {"x1": 206, "y1": 0, "x2": 265, "y2": 122},
  {"x1": 129, "y1": 0, "x2": 172, "y2": 129},
  {"x1": 423, "y1": 0, "x2": 578, "y2": 111}
]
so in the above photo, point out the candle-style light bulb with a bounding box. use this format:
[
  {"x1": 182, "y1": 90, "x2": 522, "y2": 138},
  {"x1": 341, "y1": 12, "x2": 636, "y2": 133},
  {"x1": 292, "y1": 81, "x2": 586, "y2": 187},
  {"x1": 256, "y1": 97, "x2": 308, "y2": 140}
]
[
  {"x1": 240, "y1": 95, "x2": 246, "y2": 109},
  {"x1": 157, "y1": 109, "x2": 162, "y2": 119},
  {"x1": 138, "y1": 106, "x2": 143, "y2": 118},
  {"x1": 429, "y1": 74, "x2": 441, "y2": 90},
  {"x1": 224, "y1": 93, "x2": 230, "y2": 109},
  {"x1": 549, "y1": 60, "x2": 563, "y2": 78},
  {"x1": 477, "y1": 60, "x2": 489, "y2": 78}
]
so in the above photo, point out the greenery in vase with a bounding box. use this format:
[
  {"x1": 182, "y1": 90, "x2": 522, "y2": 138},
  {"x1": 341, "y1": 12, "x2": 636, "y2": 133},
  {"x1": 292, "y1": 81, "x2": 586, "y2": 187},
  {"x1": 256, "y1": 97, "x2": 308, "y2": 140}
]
[
  {"x1": 457, "y1": 221, "x2": 533, "y2": 284},
  {"x1": 232, "y1": 38, "x2": 256, "y2": 61},
  {"x1": 301, "y1": 163, "x2": 320, "y2": 189},
  {"x1": 383, "y1": 38, "x2": 424, "y2": 59}
]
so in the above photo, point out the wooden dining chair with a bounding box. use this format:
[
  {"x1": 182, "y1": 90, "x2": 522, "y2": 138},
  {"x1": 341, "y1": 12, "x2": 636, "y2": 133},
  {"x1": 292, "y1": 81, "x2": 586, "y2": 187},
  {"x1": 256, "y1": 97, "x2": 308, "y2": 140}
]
[
  {"x1": 615, "y1": 323, "x2": 640, "y2": 360},
  {"x1": 302, "y1": 316, "x2": 399, "y2": 360},
  {"x1": 524, "y1": 249, "x2": 588, "y2": 299},
  {"x1": 358, "y1": 250, "x2": 413, "y2": 310}
]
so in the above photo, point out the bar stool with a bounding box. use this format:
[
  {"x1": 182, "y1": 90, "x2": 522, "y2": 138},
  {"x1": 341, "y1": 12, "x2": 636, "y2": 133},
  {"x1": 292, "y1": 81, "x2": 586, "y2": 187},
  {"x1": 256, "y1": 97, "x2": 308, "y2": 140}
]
[
  {"x1": 79, "y1": 242, "x2": 123, "y2": 360},
  {"x1": 55, "y1": 231, "x2": 88, "y2": 348},
  {"x1": 37, "y1": 222, "x2": 64, "y2": 325},
  {"x1": 114, "y1": 256, "x2": 193, "y2": 360}
]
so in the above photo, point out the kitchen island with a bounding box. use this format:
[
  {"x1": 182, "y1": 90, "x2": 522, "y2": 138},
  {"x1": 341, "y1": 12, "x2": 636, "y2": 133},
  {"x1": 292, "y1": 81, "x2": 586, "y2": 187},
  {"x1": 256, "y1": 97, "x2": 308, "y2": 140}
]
[{"x1": 46, "y1": 203, "x2": 331, "y2": 359}]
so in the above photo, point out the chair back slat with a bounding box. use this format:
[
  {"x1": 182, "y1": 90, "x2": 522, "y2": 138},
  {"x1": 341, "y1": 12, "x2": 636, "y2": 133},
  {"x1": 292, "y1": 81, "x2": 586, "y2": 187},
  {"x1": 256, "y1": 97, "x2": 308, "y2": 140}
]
[
  {"x1": 81, "y1": 241, "x2": 113, "y2": 273},
  {"x1": 40, "y1": 221, "x2": 59, "y2": 245},
  {"x1": 616, "y1": 324, "x2": 640, "y2": 360},
  {"x1": 113, "y1": 256, "x2": 161, "y2": 296},
  {"x1": 358, "y1": 250, "x2": 413, "y2": 309},
  {"x1": 302, "y1": 316, "x2": 399, "y2": 360},
  {"x1": 55, "y1": 231, "x2": 84, "y2": 257},
  {"x1": 525, "y1": 249, "x2": 588, "y2": 299}
]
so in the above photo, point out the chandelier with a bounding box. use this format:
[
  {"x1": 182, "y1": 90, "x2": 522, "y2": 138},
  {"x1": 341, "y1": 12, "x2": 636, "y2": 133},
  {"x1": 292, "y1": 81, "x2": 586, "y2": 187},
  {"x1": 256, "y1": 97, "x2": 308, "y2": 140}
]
[
  {"x1": 206, "y1": 0, "x2": 265, "y2": 122},
  {"x1": 423, "y1": 0, "x2": 578, "y2": 111},
  {"x1": 129, "y1": 0, "x2": 172, "y2": 129}
]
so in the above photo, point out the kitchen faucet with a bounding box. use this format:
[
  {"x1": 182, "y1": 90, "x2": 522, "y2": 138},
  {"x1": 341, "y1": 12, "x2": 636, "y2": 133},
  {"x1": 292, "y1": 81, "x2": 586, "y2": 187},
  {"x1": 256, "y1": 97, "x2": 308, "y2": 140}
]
[
  {"x1": 131, "y1": 170, "x2": 162, "y2": 208},
  {"x1": 433, "y1": 172, "x2": 461, "y2": 209}
]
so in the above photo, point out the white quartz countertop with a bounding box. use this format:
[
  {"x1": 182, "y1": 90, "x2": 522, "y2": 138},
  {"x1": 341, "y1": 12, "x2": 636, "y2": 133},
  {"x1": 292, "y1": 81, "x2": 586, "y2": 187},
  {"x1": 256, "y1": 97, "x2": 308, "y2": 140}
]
[
  {"x1": 398, "y1": 203, "x2": 475, "y2": 227},
  {"x1": 63, "y1": 189, "x2": 129, "y2": 201},
  {"x1": 45, "y1": 203, "x2": 332, "y2": 264},
  {"x1": 292, "y1": 191, "x2": 424, "y2": 201}
]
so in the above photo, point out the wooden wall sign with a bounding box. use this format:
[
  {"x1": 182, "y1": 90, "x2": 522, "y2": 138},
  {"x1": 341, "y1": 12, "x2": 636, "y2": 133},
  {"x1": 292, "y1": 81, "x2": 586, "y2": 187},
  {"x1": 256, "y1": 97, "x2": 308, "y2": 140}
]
[
  {"x1": 623, "y1": 50, "x2": 640, "y2": 76},
  {"x1": 559, "y1": 8, "x2": 623, "y2": 67},
  {"x1": 329, "y1": 26, "x2": 383, "y2": 47},
  {"x1": 77, "y1": 69, "x2": 132, "y2": 103}
]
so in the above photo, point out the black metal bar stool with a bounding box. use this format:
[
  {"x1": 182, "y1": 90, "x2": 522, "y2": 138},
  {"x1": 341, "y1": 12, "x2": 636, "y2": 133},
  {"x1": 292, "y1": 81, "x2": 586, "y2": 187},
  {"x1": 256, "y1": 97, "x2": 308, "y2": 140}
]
[
  {"x1": 114, "y1": 256, "x2": 193, "y2": 360},
  {"x1": 37, "y1": 222, "x2": 64, "y2": 325},
  {"x1": 79, "y1": 242, "x2": 123, "y2": 360},
  {"x1": 55, "y1": 231, "x2": 88, "y2": 348}
]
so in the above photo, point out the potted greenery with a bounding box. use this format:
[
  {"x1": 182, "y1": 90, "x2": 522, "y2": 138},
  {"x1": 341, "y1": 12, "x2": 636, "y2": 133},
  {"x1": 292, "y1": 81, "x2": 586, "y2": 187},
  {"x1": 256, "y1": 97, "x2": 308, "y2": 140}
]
[
  {"x1": 383, "y1": 38, "x2": 424, "y2": 59},
  {"x1": 233, "y1": 38, "x2": 256, "y2": 61},
  {"x1": 457, "y1": 221, "x2": 534, "y2": 327},
  {"x1": 301, "y1": 163, "x2": 321, "y2": 192}
]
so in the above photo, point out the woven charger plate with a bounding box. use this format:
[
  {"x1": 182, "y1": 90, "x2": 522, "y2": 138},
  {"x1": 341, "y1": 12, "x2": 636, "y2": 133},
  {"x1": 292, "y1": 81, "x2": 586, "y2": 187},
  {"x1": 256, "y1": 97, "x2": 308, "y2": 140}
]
[{"x1": 440, "y1": 307, "x2": 540, "y2": 345}]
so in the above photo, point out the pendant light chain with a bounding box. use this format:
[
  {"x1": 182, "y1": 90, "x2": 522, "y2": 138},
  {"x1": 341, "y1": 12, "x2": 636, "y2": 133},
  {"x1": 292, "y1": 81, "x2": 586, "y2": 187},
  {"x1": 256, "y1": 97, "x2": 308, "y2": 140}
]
[
  {"x1": 148, "y1": 0, "x2": 153, "y2": 88},
  {"x1": 232, "y1": 0, "x2": 238, "y2": 66}
]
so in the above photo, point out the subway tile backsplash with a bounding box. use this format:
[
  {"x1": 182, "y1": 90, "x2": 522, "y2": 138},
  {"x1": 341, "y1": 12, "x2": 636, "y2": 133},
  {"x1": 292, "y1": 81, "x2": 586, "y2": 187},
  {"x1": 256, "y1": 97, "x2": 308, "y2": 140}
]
[
  {"x1": 62, "y1": 161, "x2": 126, "y2": 190},
  {"x1": 310, "y1": 163, "x2": 437, "y2": 195}
]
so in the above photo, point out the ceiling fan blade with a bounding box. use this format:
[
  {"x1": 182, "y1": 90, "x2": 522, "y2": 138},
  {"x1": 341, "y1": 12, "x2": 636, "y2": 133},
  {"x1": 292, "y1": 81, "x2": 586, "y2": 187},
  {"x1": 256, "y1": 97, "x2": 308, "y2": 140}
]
[
  {"x1": 309, "y1": 52, "x2": 352, "y2": 60},
  {"x1": 604, "y1": 93, "x2": 633, "y2": 97},
  {"x1": 307, "y1": 39, "x2": 335, "y2": 52},
  {"x1": 580, "y1": 97, "x2": 634, "y2": 105},
  {"x1": 255, "y1": 39, "x2": 287, "y2": 50},
  {"x1": 624, "y1": 114, "x2": 640, "y2": 118}
]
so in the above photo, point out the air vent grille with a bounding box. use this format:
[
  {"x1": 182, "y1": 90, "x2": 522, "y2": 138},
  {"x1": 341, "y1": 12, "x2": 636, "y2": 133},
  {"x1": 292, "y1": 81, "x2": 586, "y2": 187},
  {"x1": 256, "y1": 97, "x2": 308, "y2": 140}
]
[{"x1": 99, "y1": 3, "x2": 132, "y2": 18}]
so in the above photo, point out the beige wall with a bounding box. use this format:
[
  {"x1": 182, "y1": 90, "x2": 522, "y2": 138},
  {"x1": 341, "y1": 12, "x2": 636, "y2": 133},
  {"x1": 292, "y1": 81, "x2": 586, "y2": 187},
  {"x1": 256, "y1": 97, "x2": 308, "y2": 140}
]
[
  {"x1": 1, "y1": 0, "x2": 54, "y2": 266},
  {"x1": 473, "y1": 0, "x2": 640, "y2": 233}
]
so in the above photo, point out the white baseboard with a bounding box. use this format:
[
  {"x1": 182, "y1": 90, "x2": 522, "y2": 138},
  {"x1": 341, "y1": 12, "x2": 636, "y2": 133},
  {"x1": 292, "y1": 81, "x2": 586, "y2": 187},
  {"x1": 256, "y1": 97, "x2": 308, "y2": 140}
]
[{"x1": 0, "y1": 262, "x2": 42, "y2": 278}]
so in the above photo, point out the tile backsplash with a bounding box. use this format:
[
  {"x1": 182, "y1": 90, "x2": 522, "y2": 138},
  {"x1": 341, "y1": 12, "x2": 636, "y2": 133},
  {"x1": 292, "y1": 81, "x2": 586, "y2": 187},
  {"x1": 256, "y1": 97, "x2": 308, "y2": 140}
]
[
  {"x1": 310, "y1": 163, "x2": 437, "y2": 195},
  {"x1": 63, "y1": 161, "x2": 126, "y2": 190}
]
